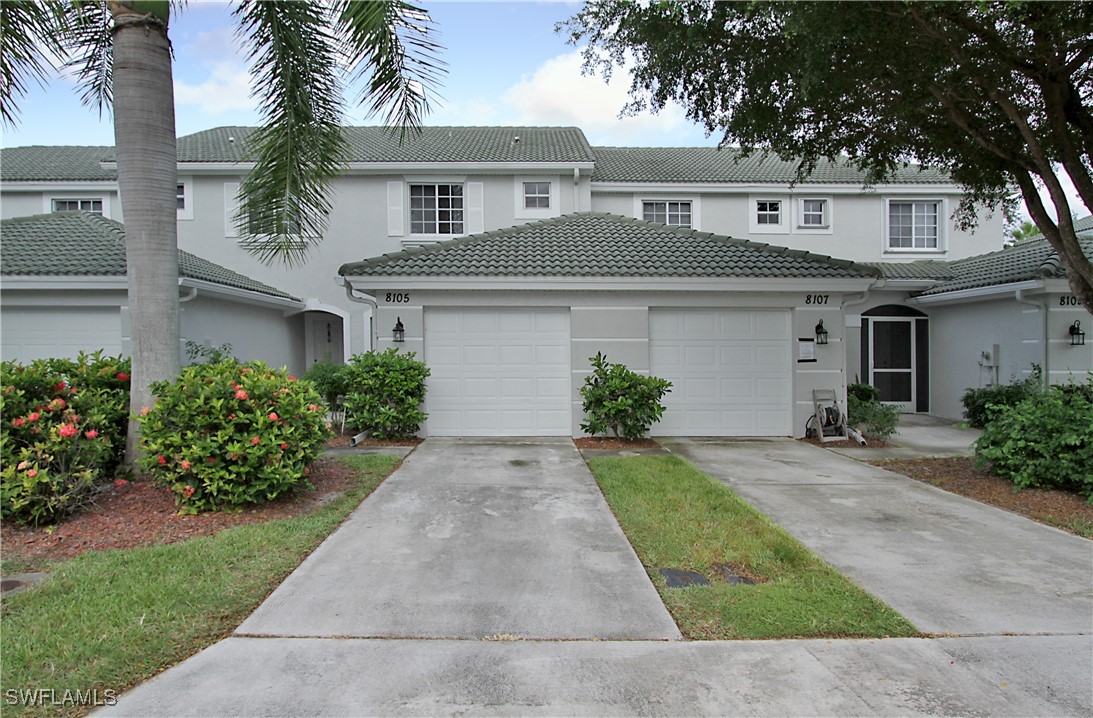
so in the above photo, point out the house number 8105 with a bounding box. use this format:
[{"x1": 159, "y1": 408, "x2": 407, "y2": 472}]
[{"x1": 385, "y1": 293, "x2": 410, "y2": 303}]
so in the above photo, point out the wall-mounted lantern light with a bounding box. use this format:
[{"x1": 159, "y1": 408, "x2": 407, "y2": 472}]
[
  {"x1": 815, "y1": 319, "x2": 829, "y2": 346},
  {"x1": 392, "y1": 317, "x2": 405, "y2": 343},
  {"x1": 1069, "y1": 320, "x2": 1085, "y2": 346}
]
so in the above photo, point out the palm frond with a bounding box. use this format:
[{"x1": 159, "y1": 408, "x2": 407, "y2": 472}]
[
  {"x1": 62, "y1": 0, "x2": 113, "y2": 116},
  {"x1": 334, "y1": 0, "x2": 446, "y2": 138},
  {"x1": 0, "y1": 0, "x2": 73, "y2": 126},
  {"x1": 231, "y1": 0, "x2": 348, "y2": 266}
]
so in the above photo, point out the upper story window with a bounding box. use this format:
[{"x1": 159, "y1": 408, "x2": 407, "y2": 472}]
[
  {"x1": 410, "y1": 183, "x2": 463, "y2": 235},
  {"x1": 643, "y1": 200, "x2": 692, "y2": 228},
  {"x1": 524, "y1": 182, "x2": 550, "y2": 209},
  {"x1": 52, "y1": 198, "x2": 103, "y2": 214},
  {"x1": 799, "y1": 198, "x2": 828, "y2": 228},
  {"x1": 176, "y1": 184, "x2": 186, "y2": 210},
  {"x1": 756, "y1": 200, "x2": 781, "y2": 225},
  {"x1": 888, "y1": 200, "x2": 940, "y2": 249}
]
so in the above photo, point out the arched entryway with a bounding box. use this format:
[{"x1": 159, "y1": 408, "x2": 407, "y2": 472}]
[{"x1": 861, "y1": 305, "x2": 929, "y2": 412}]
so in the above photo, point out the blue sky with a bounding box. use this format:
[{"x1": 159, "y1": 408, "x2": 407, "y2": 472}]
[{"x1": 0, "y1": 0, "x2": 714, "y2": 149}]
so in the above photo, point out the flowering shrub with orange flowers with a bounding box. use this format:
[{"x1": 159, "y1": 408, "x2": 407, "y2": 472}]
[
  {"x1": 0, "y1": 352, "x2": 131, "y2": 525},
  {"x1": 138, "y1": 360, "x2": 329, "y2": 514}
]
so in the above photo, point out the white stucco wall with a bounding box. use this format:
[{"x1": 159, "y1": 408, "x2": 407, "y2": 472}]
[
  {"x1": 180, "y1": 295, "x2": 307, "y2": 374},
  {"x1": 590, "y1": 187, "x2": 1004, "y2": 263},
  {"x1": 0, "y1": 187, "x2": 122, "y2": 221}
]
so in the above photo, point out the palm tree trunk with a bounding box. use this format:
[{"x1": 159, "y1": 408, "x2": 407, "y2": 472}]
[{"x1": 110, "y1": 7, "x2": 180, "y2": 466}]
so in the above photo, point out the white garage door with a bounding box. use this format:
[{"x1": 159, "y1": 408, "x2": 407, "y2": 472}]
[
  {"x1": 650, "y1": 309, "x2": 791, "y2": 436},
  {"x1": 425, "y1": 308, "x2": 571, "y2": 436},
  {"x1": 0, "y1": 306, "x2": 123, "y2": 363}
]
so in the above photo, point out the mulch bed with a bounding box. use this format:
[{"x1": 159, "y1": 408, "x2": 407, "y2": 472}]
[
  {"x1": 573, "y1": 437, "x2": 661, "y2": 450},
  {"x1": 873, "y1": 456, "x2": 1093, "y2": 537},
  {"x1": 1, "y1": 459, "x2": 362, "y2": 568},
  {"x1": 325, "y1": 432, "x2": 422, "y2": 449}
]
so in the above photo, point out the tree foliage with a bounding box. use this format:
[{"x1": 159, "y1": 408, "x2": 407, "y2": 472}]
[{"x1": 565, "y1": 0, "x2": 1093, "y2": 311}]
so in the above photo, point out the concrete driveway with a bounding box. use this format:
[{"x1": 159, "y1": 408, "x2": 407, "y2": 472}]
[
  {"x1": 237, "y1": 437, "x2": 680, "y2": 641},
  {"x1": 661, "y1": 438, "x2": 1093, "y2": 636},
  {"x1": 99, "y1": 437, "x2": 1092, "y2": 717}
]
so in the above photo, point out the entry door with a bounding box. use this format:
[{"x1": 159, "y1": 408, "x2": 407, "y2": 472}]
[{"x1": 870, "y1": 319, "x2": 915, "y2": 412}]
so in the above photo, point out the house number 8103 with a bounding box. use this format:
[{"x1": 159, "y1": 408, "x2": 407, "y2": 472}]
[{"x1": 386, "y1": 293, "x2": 410, "y2": 303}]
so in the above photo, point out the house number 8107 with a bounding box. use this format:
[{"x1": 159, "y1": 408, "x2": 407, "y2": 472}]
[
  {"x1": 804, "y1": 294, "x2": 830, "y2": 305},
  {"x1": 385, "y1": 293, "x2": 410, "y2": 303}
]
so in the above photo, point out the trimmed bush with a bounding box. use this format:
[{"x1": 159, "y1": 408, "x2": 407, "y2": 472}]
[
  {"x1": 961, "y1": 367, "x2": 1041, "y2": 427},
  {"x1": 302, "y1": 361, "x2": 351, "y2": 410},
  {"x1": 0, "y1": 352, "x2": 131, "y2": 525},
  {"x1": 343, "y1": 348, "x2": 430, "y2": 439},
  {"x1": 975, "y1": 378, "x2": 1093, "y2": 500},
  {"x1": 846, "y1": 382, "x2": 900, "y2": 440},
  {"x1": 580, "y1": 352, "x2": 672, "y2": 440},
  {"x1": 138, "y1": 361, "x2": 329, "y2": 514}
]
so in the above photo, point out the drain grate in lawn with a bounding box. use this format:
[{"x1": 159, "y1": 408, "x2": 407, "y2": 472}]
[{"x1": 658, "y1": 568, "x2": 709, "y2": 587}]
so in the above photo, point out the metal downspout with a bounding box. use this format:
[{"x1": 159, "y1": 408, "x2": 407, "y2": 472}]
[
  {"x1": 338, "y1": 277, "x2": 379, "y2": 350},
  {"x1": 1015, "y1": 288, "x2": 1049, "y2": 385}
]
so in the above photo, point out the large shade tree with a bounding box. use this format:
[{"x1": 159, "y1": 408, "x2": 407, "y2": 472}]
[
  {"x1": 1, "y1": 0, "x2": 443, "y2": 462},
  {"x1": 565, "y1": 0, "x2": 1093, "y2": 312}
]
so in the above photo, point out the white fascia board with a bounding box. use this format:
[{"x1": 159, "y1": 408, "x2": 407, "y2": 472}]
[
  {"x1": 910, "y1": 279, "x2": 1043, "y2": 305},
  {"x1": 179, "y1": 278, "x2": 305, "y2": 311},
  {"x1": 1, "y1": 181, "x2": 118, "y2": 192},
  {"x1": 875, "y1": 278, "x2": 940, "y2": 291},
  {"x1": 592, "y1": 181, "x2": 961, "y2": 195},
  {"x1": 155, "y1": 162, "x2": 596, "y2": 175},
  {"x1": 0, "y1": 275, "x2": 126, "y2": 291},
  {"x1": 342, "y1": 275, "x2": 875, "y2": 293}
]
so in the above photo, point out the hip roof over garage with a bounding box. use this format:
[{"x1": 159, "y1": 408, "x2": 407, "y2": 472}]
[{"x1": 340, "y1": 212, "x2": 878, "y2": 281}]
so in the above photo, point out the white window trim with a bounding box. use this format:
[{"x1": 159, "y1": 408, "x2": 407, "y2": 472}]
[
  {"x1": 794, "y1": 196, "x2": 833, "y2": 234},
  {"x1": 884, "y1": 197, "x2": 946, "y2": 253},
  {"x1": 409, "y1": 181, "x2": 466, "y2": 237},
  {"x1": 632, "y1": 195, "x2": 701, "y2": 230},
  {"x1": 514, "y1": 176, "x2": 559, "y2": 220},
  {"x1": 46, "y1": 194, "x2": 111, "y2": 219},
  {"x1": 177, "y1": 177, "x2": 193, "y2": 221},
  {"x1": 749, "y1": 195, "x2": 788, "y2": 234}
]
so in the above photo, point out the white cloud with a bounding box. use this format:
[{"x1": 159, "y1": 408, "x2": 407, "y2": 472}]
[
  {"x1": 498, "y1": 51, "x2": 695, "y2": 144},
  {"x1": 426, "y1": 50, "x2": 708, "y2": 145},
  {"x1": 174, "y1": 60, "x2": 255, "y2": 115}
]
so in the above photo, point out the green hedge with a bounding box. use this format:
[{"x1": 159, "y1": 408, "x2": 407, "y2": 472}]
[
  {"x1": 343, "y1": 348, "x2": 430, "y2": 439},
  {"x1": 580, "y1": 352, "x2": 672, "y2": 440}
]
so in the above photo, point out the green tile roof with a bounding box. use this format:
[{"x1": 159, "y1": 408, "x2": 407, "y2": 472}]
[
  {"x1": 867, "y1": 261, "x2": 955, "y2": 280},
  {"x1": 1075, "y1": 215, "x2": 1093, "y2": 236},
  {"x1": 591, "y1": 146, "x2": 951, "y2": 184},
  {"x1": 172, "y1": 126, "x2": 596, "y2": 164},
  {"x1": 916, "y1": 236, "x2": 1093, "y2": 296},
  {"x1": 0, "y1": 212, "x2": 298, "y2": 301},
  {"x1": 0, "y1": 145, "x2": 115, "y2": 182},
  {"x1": 340, "y1": 212, "x2": 877, "y2": 280}
]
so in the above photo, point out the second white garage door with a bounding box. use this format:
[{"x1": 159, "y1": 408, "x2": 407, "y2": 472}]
[
  {"x1": 425, "y1": 308, "x2": 571, "y2": 436},
  {"x1": 650, "y1": 309, "x2": 792, "y2": 436}
]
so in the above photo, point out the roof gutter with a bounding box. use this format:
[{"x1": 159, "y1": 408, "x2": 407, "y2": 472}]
[
  {"x1": 910, "y1": 279, "x2": 1043, "y2": 306},
  {"x1": 337, "y1": 276, "x2": 379, "y2": 350},
  {"x1": 177, "y1": 278, "x2": 304, "y2": 312}
]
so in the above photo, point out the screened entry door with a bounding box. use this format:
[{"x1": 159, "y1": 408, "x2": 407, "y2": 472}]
[{"x1": 870, "y1": 319, "x2": 915, "y2": 412}]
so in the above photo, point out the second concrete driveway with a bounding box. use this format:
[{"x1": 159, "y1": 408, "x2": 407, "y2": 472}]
[
  {"x1": 238, "y1": 438, "x2": 681, "y2": 640},
  {"x1": 661, "y1": 438, "x2": 1093, "y2": 636}
]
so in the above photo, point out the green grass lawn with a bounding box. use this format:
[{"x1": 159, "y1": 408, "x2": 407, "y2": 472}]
[
  {"x1": 587, "y1": 455, "x2": 918, "y2": 640},
  {"x1": 0, "y1": 454, "x2": 401, "y2": 718}
]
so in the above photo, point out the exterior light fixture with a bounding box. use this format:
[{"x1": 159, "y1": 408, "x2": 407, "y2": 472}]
[
  {"x1": 815, "y1": 319, "x2": 829, "y2": 345},
  {"x1": 1069, "y1": 320, "x2": 1086, "y2": 346},
  {"x1": 392, "y1": 317, "x2": 405, "y2": 343}
]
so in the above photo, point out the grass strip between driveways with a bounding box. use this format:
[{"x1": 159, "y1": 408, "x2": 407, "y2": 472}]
[
  {"x1": 0, "y1": 454, "x2": 402, "y2": 718},
  {"x1": 587, "y1": 455, "x2": 918, "y2": 640}
]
